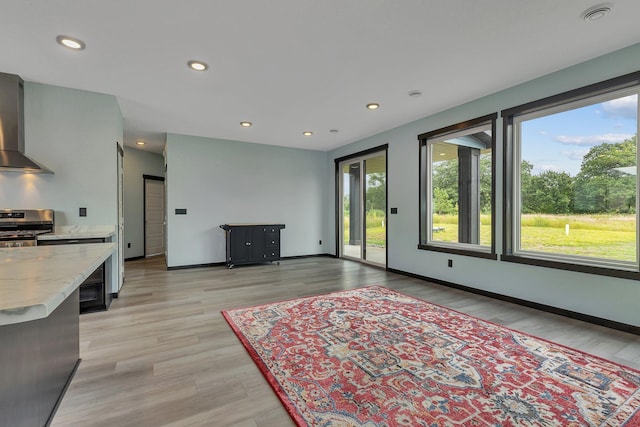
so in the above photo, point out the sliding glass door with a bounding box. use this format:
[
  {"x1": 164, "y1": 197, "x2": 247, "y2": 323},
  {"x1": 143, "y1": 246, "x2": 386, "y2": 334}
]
[
  {"x1": 342, "y1": 160, "x2": 362, "y2": 260},
  {"x1": 338, "y1": 150, "x2": 386, "y2": 267}
]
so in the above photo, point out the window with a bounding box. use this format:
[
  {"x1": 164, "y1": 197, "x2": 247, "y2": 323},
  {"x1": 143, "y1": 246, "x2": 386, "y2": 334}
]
[
  {"x1": 502, "y1": 71, "x2": 640, "y2": 278},
  {"x1": 419, "y1": 114, "x2": 497, "y2": 258}
]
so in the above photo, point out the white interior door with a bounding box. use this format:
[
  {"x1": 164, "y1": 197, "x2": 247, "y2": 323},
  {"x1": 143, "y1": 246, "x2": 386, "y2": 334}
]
[{"x1": 145, "y1": 178, "x2": 165, "y2": 257}]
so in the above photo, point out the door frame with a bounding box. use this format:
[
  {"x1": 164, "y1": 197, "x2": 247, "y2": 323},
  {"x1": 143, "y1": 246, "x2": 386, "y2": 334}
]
[
  {"x1": 116, "y1": 143, "x2": 124, "y2": 294},
  {"x1": 143, "y1": 174, "x2": 165, "y2": 257},
  {"x1": 334, "y1": 144, "x2": 388, "y2": 268}
]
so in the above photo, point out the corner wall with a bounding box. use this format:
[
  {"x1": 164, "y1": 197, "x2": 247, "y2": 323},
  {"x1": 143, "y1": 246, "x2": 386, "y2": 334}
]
[
  {"x1": 326, "y1": 42, "x2": 640, "y2": 327},
  {"x1": 165, "y1": 134, "x2": 327, "y2": 268}
]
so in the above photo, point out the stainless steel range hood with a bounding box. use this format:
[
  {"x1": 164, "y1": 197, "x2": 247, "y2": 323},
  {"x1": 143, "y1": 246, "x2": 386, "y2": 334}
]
[{"x1": 0, "y1": 72, "x2": 53, "y2": 174}]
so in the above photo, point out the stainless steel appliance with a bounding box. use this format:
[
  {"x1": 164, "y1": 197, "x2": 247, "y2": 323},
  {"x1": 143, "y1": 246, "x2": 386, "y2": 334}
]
[
  {"x1": 0, "y1": 209, "x2": 54, "y2": 247},
  {"x1": 0, "y1": 72, "x2": 53, "y2": 174}
]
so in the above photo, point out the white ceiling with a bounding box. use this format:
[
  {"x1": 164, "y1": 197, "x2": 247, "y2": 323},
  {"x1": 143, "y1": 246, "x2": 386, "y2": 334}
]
[{"x1": 1, "y1": 1, "x2": 639, "y2": 154}]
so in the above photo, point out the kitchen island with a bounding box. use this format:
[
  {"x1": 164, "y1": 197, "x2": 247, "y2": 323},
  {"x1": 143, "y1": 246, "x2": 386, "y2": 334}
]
[{"x1": 0, "y1": 243, "x2": 116, "y2": 427}]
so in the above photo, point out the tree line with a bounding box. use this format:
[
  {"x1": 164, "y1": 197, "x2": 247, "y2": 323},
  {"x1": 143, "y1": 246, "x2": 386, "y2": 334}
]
[
  {"x1": 433, "y1": 136, "x2": 637, "y2": 215},
  {"x1": 342, "y1": 173, "x2": 386, "y2": 214}
]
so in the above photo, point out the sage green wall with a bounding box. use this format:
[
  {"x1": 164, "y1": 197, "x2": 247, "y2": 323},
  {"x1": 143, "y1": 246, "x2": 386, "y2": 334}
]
[
  {"x1": 0, "y1": 82, "x2": 122, "y2": 227},
  {"x1": 165, "y1": 134, "x2": 327, "y2": 268},
  {"x1": 326, "y1": 42, "x2": 640, "y2": 327}
]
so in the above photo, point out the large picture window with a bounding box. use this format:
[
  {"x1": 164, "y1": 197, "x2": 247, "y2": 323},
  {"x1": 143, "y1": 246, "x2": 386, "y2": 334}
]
[
  {"x1": 502, "y1": 71, "x2": 640, "y2": 278},
  {"x1": 419, "y1": 114, "x2": 496, "y2": 258}
]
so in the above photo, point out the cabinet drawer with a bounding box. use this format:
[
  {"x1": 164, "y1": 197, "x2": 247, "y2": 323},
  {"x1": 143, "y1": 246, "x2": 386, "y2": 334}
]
[
  {"x1": 265, "y1": 248, "x2": 280, "y2": 260},
  {"x1": 265, "y1": 234, "x2": 280, "y2": 248}
]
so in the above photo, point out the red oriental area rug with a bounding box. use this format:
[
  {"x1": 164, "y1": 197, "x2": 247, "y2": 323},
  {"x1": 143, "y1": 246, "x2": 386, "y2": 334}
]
[{"x1": 222, "y1": 286, "x2": 640, "y2": 426}]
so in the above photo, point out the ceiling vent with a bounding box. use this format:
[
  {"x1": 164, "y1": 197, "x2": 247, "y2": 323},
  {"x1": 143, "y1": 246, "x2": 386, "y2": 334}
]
[{"x1": 582, "y1": 4, "x2": 612, "y2": 21}]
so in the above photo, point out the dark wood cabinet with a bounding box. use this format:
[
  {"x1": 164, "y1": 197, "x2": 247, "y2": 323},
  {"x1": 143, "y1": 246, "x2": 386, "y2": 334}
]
[
  {"x1": 0, "y1": 289, "x2": 79, "y2": 427},
  {"x1": 37, "y1": 238, "x2": 108, "y2": 313},
  {"x1": 220, "y1": 224, "x2": 285, "y2": 268}
]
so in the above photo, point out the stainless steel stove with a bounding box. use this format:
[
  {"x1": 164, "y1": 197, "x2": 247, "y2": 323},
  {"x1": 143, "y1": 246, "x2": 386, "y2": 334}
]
[{"x1": 0, "y1": 209, "x2": 54, "y2": 247}]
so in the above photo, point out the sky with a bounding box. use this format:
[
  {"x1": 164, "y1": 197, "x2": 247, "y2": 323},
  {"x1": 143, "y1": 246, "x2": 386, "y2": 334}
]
[{"x1": 521, "y1": 93, "x2": 638, "y2": 176}]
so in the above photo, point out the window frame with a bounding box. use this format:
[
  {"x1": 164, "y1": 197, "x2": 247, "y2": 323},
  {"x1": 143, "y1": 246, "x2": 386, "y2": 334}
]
[
  {"x1": 418, "y1": 113, "x2": 498, "y2": 260},
  {"x1": 501, "y1": 70, "x2": 640, "y2": 279}
]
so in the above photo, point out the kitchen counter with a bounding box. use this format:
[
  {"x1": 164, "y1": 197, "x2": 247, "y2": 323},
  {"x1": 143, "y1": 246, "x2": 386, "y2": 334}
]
[
  {"x1": 0, "y1": 242, "x2": 116, "y2": 427},
  {"x1": 37, "y1": 224, "x2": 116, "y2": 240},
  {"x1": 0, "y1": 243, "x2": 116, "y2": 326}
]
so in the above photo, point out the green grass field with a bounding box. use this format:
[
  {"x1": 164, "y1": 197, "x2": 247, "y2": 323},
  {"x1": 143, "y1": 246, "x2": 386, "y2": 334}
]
[
  {"x1": 346, "y1": 212, "x2": 636, "y2": 262},
  {"x1": 343, "y1": 211, "x2": 386, "y2": 247},
  {"x1": 432, "y1": 213, "x2": 636, "y2": 261}
]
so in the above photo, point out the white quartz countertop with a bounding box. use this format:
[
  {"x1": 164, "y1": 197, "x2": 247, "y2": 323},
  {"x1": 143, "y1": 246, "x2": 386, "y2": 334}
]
[
  {"x1": 37, "y1": 225, "x2": 116, "y2": 240},
  {"x1": 0, "y1": 243, "x2": 116, "y2": 326}
]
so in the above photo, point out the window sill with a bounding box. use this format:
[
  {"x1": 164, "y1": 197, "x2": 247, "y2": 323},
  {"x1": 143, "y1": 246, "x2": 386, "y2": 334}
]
[
  {"x1": 501, "y1": 254, "x2": 640, "y2": 280},
  {"x1": 418, "y1": 244, "x2": 497, "y2": 260}
]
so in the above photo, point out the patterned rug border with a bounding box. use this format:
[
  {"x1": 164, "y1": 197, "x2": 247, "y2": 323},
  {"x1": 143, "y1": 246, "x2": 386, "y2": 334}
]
[
  {"x1": 222, "y1": 302, "x2": 309, "y2": 425},
  {"x1": 221, "y1": 285, "x2": 640, "y2": 425}
]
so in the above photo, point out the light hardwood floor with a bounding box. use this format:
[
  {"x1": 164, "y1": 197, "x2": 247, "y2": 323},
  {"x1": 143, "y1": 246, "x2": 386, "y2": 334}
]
[{"x1": 52, "y1": 256, "x2": 640, "y2": 427}]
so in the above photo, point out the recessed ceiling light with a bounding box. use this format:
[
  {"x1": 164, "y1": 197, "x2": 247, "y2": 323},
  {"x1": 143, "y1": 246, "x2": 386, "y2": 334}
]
[
  {"x1": 188, "y1": 60, "x2": 208, "y2": 71},
  {"x1": 240, "y1": 121, "x2": 252, "y2": 127},
  {"x1": 136, "y1": 140, "x2": 145, "y2": 146},
  {"x1": 366, "y1": 103, "x2": 380, "y2": 110},
  {"x1": 582, "y1": 3, "x2": 612, "y2": 21},
  {"x1": 56, "y1": 35, "x2": 85, "y2": 50},
  {"x1": 409, "y1": 90, "x2": 422, "y2": 97},
  {"x1": 303, "y1": 131, "x2": 313, "y2": 136}
]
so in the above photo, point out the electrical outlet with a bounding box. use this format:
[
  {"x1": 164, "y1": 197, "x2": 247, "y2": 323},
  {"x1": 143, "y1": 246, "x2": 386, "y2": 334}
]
[
  {"x1": 127, "y1": 242, "x2": 131, "y2": 248},
  {"x1": 447, "y1": 259, "x2": 453, "y2": 268},
  {"x1": 79, "y1": 207, "x2": 87, "y2": 217}
]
